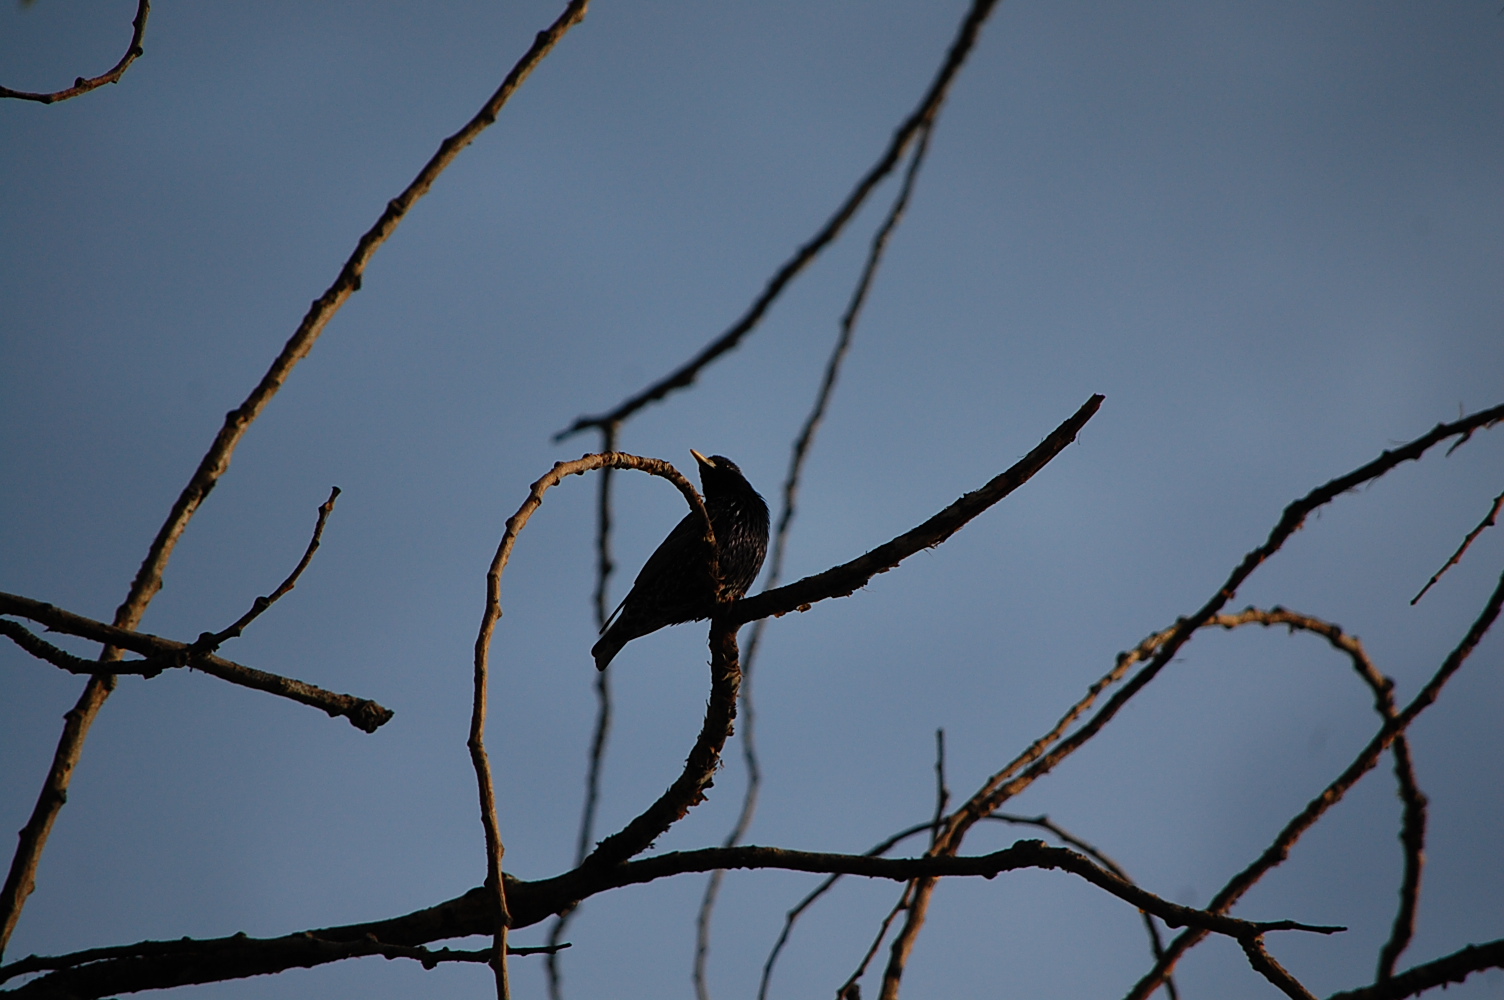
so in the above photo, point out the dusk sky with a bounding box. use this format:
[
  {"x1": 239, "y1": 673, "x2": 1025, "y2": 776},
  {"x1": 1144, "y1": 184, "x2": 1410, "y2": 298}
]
[{"x1": 2, "y1": 3, "x2": 1502, "y2": 998}]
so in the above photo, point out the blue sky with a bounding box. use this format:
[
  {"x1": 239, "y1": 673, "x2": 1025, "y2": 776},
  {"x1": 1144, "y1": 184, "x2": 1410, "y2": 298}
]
[{"x1": 2, "y1": 2, "x2": 1502, "y2": 998}]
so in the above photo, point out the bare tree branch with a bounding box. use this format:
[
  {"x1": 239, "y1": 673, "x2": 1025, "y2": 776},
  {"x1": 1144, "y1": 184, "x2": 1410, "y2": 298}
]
[
  {"x1": 733, "y1": 393, "x2": 1105, "y2": 626},
  {"x1": 554, "y1": 0, "x2": 1001, "y2": 441},
  {"x1": 0, "y1": 0, "x2": 150, "y2": 104},
  {"x1": 1206, "y1": 608, "x2": 1429, "y2": 983},
  {"x1": 471, "y1": 452, "x2": 722, "y2": 892},
  {"x1": 0, "y1": 592, "x2": 391, "y2": 732},
  {"x1": 0, "y1": 622, "x2": 160, "y2": 679},
  {"x1": 840, "y1": 887, "x2": 915, "y2": 1000}
]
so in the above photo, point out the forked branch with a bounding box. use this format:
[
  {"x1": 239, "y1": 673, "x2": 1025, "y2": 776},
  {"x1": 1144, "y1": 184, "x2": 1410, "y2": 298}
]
[{"x1": 0, "y1": 592, "x2": 390, "y2": 733}]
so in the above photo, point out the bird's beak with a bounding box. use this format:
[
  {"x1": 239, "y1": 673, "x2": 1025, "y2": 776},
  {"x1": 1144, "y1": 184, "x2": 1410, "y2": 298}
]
[{"x1": 690, "y1": 449, "x2": 715, "y2": 468}]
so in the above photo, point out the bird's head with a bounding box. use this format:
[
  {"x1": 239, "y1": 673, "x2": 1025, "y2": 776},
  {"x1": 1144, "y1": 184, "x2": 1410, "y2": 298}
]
[{"x1": 691, "y1": 449, "x2": 751, "y2": 495}]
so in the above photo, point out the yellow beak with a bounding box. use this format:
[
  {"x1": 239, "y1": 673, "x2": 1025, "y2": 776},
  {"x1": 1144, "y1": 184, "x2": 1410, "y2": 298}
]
[{"x1": 690, "y1": 449, "x2": 715, "y2": 467}]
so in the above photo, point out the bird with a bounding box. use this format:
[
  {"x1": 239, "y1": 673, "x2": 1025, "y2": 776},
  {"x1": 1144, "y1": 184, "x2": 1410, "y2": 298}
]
[{"x1": 592, "y1": 450, "x2": 769, "y2": 671}]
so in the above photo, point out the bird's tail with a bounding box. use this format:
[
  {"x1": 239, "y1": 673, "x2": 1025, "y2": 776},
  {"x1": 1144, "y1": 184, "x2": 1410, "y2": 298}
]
[{"x1": 591, "y1": 629, "x2": 627, "y2": 672}]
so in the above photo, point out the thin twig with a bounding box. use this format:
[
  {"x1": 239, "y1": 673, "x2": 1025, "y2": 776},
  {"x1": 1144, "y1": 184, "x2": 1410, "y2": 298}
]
[
  {"x1": 931, "y1": 729, "x2": 949, "y2": 848},
  {"x1": 839, "y1": 887, "x2": 916, "y2": 1000},
  {"x1": 0, "y1": 0, "x2": 590, "y2": 963},
  {"x1": 0, "y1": 0, "x2": 150, "y2": 104},
  {"x1": 1377, "y1": 735, "x2": 1428, "y2": 982},
  {"x1": 1411, "y1": 488, "x2": 1504, "y2": 604},
  {"x1": 554, "y1": 0, "x2": 1000, "y2": 441},
  {"x1": 997, "y1": 813, "x2": 1179, "y2": 999},
  {"x1": 191, "y1": 487, "x2": 341, "y2": 653},
  {"x1": 586, "y1": 841, "x2": 1346, "y2": 940}
]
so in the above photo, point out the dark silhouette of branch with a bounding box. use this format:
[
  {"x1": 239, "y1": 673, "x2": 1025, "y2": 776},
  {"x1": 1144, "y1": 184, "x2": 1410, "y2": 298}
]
[
  {"x1": 0, "y1": 592, "x2": 391, "y2": 732},
  {"x1": 693, "y1": 114, "x2": 938, "y2": 1000},
  {"x1": 190, "y1": 487, "x2": 340, "y2": 653},
  {"x1": 733, "y1": 394, "x2": 1104, "y2": 626},
  {"x1": 0, "y1": 0, "x2": 150, "y2": 104},
  {"x1": 0, "y1": 934, "x2": 563, "y2": 985},
  {"x1": 0, "y1": 0, "x2": 589, "y2": 963},
  {"x1": 1379, "y1": 735, "x2": 1428, "y2": 983},
  {"x1": 1327, "y1": 939, "x2": 1504, "y2": 1000},
  {"x1": 952, "y1": 403, "x2": 1502, "y2": 831},
  {"x1": 554, "y1": 0, "x2": 1001, "y2": 441},
  {"x1": 1411, "y1": 487, "x2": 1504, "y2": 604},
  {"x1": 556, "y1": 841, "x2": 1347, "y2": 939}
]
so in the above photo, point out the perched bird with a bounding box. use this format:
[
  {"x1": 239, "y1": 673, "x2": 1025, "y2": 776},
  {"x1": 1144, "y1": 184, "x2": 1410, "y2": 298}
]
[{"x1": 592, "y1": 450, "x2": 769, "y2": 670}]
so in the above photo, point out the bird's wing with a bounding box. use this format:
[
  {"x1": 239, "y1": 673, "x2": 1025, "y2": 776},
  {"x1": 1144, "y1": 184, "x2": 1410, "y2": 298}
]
[
  {"x1": 632, "y1": 510, "x2": 707, "y2": 583},
  {"x1": 598, "y1": 511, "x2": 707, "y2": 634}
]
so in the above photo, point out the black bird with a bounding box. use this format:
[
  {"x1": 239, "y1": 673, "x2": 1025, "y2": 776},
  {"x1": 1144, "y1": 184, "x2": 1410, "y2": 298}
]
[{"x1": 592, "y1": 450, "x2": 769, "y2": 670}]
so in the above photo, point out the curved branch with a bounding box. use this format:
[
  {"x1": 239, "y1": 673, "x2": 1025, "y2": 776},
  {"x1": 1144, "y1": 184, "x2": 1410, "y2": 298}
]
[
  {"x1": 578, "y1": 617, "x2": 741, "y2": 874},
  {"x1": 0, "y1": 0, "x2": 150, "y2": 104},
  {"x1": 1125, "y1": 569, "x2": 1504, "y2": 1000},
  {"x1": 0, "y1": 593, "x2": 391, "y2": 733},
  {"x1": 471, "y1": 449, "x2": 707, "y2": 993},
  {"x1": 554, "y1": 0, "x2": 1002, "y2": 440}
]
